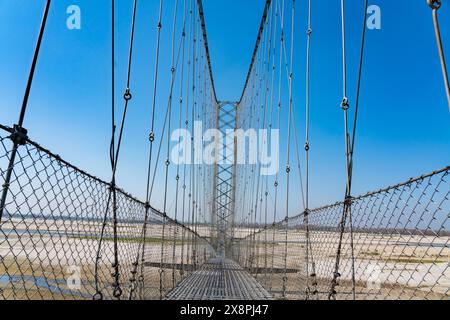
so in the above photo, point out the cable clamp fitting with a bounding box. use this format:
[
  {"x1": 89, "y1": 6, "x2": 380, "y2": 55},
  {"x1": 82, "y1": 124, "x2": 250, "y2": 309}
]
[
  {"x1": 341, "y1": 97, "x2": 350, "y2": 111},
  {"x1": 149, "y1": 131, "x2": 155, "y2": 143},
  {"x1": 10, "y1": 125, "x2": 28, "y2": 146},
  {"x1": 427, "y1": 0, "x2": 441, "y2": 10},
  {"x1": 305, "y1": 142, "x2": 310, "y2": 152},
  {"x1": 344, "y1": 196, "x2": 353, "y2": 206},
  {"x1": 124, "y1": 88, "x2": 132, "y2": 101}
]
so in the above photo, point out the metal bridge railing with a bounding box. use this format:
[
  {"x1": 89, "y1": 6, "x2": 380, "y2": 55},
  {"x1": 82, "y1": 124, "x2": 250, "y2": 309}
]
[
  {"x1": 232, "y1": 166, "x2": 450, "y2": 300},
  {"x1": 0, "y1": 125, "x2": 214, "y2": 300}
]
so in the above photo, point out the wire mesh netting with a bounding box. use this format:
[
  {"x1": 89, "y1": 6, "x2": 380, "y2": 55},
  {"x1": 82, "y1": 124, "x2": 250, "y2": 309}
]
[
  {"x1": 232, "y1": 166, "x2": 450, "y2": 300},
  {"x1": 1, "y1": 122, "x2": 449, "y2": 301},
  {"x1": 0, "y1": 126, "x2": 214, "y2": 300}
]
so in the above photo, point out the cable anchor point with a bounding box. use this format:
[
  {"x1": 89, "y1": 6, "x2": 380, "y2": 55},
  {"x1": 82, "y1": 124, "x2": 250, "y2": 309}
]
[{"x1": 149, "y1": 132, "x2": 155, "y2": 143}]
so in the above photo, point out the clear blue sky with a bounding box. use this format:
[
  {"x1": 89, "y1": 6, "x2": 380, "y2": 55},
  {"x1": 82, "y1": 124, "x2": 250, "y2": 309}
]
[{"x1": 0, "y1": 0, "x2": 449, "y2": 216}]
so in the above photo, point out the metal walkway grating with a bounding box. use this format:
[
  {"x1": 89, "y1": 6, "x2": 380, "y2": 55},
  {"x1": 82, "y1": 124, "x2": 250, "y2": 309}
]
[{"x1": 166, "y1": 258, "x2": 273, "y2": 300}]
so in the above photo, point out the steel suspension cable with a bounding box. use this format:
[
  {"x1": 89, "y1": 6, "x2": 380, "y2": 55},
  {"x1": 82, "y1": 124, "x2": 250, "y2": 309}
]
[
  {"x1": 159, "y1": 0, "x2": 180, "y2": 299},
  {"x1": 189, "y1": 10, "x2": 199, "y2": 267},
  {"x1": 427, "y1": 0, "x2": 450, "y2": 109},
  {"x1": 263, "y1": 3, "x2": 276, "y2": 287},
  {"x1": 263, "y1": 8, "x2": 276, "y2": 281},
  {"x1": 180, "y1": 1, "x2": 194, "y2": 279},
  {"x1": 193, "y1": 44, "x2": 203, "y2": 265},
  {"x1": 172, "y1": 0, "x2": 189, "y2": 287},
  {"x1": 274, "y1": 0, "x2": 307, "y2": 215},
  {"x1": 112, "y1": 1, "x2": 138, "y2": 300},
  {"x1": 95, "y1": 0, "x2": 115, "y2": 300},
  {"x1": 110, "y1": 0, "x2": 116, "y2": 175},
  {"x1": 185, "y1": 1, "x2": 196, "y2": 273},
  {"x1": 0, "y1": 0, "x2": 51, "y2": 222},
  {"x1": 274, "y1": 0, "x2": 286, "y2": 296},
  {"x1": 251, "y1": 49, "x2": 264, "y2": 270},
  {"x1": 127, "y1": 0, "x2": 179, "y2": 300},
  {"x1": 120, "y1": 0, "x2": 152, "y2": 297},
  {"x1": 136, "y1": 0, "x2": 165, "y2": 296},
  {"x1": 196, "y1": 0, "x2": 218, "y2": 104},
  {"x1": 268, "y1": 0, "x2": 280, "y2": 292},
  {"x1": 282, "y1": 0, "x2": 295, "y2": 299},
  {"x1": 246, "y1": 76, "x2": 259, "y2": 268},
  {"x1": 239, "y1": 0, "x2": 273, "y2": 104},
  {"x1": 145, "y1": 0, "x2": 164, "y2": 207},
  {"x1": 94, "y1": 0, "x2": 138, "y2": 301},
  {"x1": 330, "y1": 0, "x2": 353, "y2": 300},
  {"x1": 349, "y1": 0, "x2": 368, "y2": 189},
  {"x1": 330, "y1": 0, "x2": 368, "y2": 300},
  {"x1": 255, "y1": 16, "x2": 272, "y2": 279},
  {"x1": 147, "y1": 14, "x2": 186, "y2": 202},
  {"x1": 304, "y1": 0, "x2": 318, "y2": 300}
]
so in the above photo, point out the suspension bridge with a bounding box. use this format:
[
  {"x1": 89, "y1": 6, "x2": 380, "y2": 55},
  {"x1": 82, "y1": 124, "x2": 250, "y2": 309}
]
[{"x1": 0, "y1": 0, "x2": 449, "y2": 301}]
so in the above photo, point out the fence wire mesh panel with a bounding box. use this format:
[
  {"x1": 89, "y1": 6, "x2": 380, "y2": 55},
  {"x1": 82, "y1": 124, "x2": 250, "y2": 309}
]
[
  {"x1": 0, "y1": 126, "x2": 214, "y2": 300},
  {"x1": 232, "y1": 167, "x2": 450, "y2": 300}
]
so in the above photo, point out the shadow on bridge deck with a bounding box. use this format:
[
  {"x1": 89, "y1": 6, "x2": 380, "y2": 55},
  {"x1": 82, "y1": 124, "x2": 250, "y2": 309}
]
[{"x1": 166, "y1": 258, "x2": 273, "y2": 300}]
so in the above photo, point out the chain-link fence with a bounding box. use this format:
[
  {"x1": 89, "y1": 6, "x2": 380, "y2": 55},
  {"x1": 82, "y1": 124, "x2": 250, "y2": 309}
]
[
  {"x1": 232, "y1": 166, "x2": 450, "y2": 300},
  {"x1": 0, "y1": 125, "x2": 214, "y2": 300}
]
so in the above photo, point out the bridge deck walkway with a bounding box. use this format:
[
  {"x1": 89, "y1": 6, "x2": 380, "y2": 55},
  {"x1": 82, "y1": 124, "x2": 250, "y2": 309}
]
[{"x1": 166, "y1": 258, "x2": 273, "y2": 300}]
